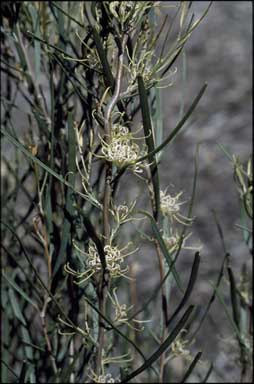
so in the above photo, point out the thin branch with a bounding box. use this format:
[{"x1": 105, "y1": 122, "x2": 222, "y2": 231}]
[{"x1": 96, "y1": 33, "x2": 128, "y2": 377}]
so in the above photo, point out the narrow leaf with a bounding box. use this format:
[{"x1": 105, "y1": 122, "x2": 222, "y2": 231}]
[
  {"x1": 227, "y1": 265, "x2": 240, "y2": 330},
  {"x1": 134, "y1": 83, "x2": 207, "y2": 165},
  {"x1": 190, "y1": 253, "x2": 227, "y2": 341},
  {"x1": 0, "y1": 128, "x2": 100, "y2": 207},
  {"x1": 2, "y1": 271, "x2": 38, "y2": 310},
  {"x1": 1, "y1": 221, "x2": 79, "y2": 333},
  {"x1": 138, "y1": 75, "x2": 160, "y2": 220},
  {"x1": 53, "y1": 111, "x2": 76, "y2": 275},
  {"x1": 8, "y1": 288, "x2": 26, "y2": 326},
  {"x1": 180, "y1": 351, "x2": 202, "y2": 383},
  {"x1": 28, "y1": 3, "x2": 41, "y2": 79},
  {"x1": 20, "y1": 326, "x2": 35, "y2": 369},
  {"x1": 19, "y1": 361, "x2": 28, "y2": 384},
  {"x1": 1, "y1": 315, "x2": 10, "y2": 382},
  {"x1": 91, "y1": 27, "x2": 114, "y2": 89},
  {"x1": 203, "y1": 362, "x2": 214, "y2": 383},
  {"x1": 167, "y1": 252, "x2": 200, "y2": 327},
  {"x1": 84, "y1": 297, "x2": 147, "y2": 364},
  {"x1": 122, "y1": 305, "x2": 195, "y2": 383},
  {"x1": 1, "y1": 360, "x2": 19, "y2": 380},
  {"x1": 210, "y1": 282, "x2": 243, "y2": 342},
  {"x1": 138, "y1": 210, "x2": 183, "y2": 291},
  {"x1": 51, "y1": 2, "x2": 83, "y2": 27}
]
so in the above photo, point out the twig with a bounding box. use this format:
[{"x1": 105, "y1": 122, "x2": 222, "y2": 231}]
[
  {"x1": 96, "y1": 33, "x2": 128, "y2": 377},
  {"x1": 40, "y1": 297, "x2": 58, "y2": 376}
]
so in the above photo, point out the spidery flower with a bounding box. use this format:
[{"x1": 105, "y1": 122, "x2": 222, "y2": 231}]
[
  {"x1": 64, "y1": 241, "x2": 137, "y2": 284},
  {"x1": 88, "y1": 370, "x2": 119, "y2": 383},
  {"x1": 108, "y1": 288, "x2": 150, "y2": 331},
  {"x1": 87, "y1": 350, "x2": 131, "y2": 382},
  {"x1": 163, "y1": 231, "x2": 202, "y2": 253},
  {"x1": 160, "y1": 189, "x2": 193, "y2": 225},
  {"x1": 170, "y1": 329, "x2": 193, "y2": 361},
  {"x1": 107, "y1": 2, "x2": 154, "y2": 31},
  {"x1": 99, "y1": 124, "x2": 147, "y2": 174}
]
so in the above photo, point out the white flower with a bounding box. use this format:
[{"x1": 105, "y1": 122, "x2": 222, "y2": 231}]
[
  {"x1": 64, "y1": 241, "x2": 137, "y2": 284},
  {"x1": 160, "y1": 189, "x2": 193, "y2": 225},
  {"x1": 163, "y1": 231, "x2": 202, "y2": 253},
  {"x1": 108, "y1": 288, "x2": 150, "y2": 331},
  {"x1": 88, "y1": 370, "x2": 120, "y2": 383},
  {"x1": 108, "y1": 2, "x2": 154, "y2": 29},
  {"x1": 99, "y1": 124, "x2": 147, "y2": 173},
  {"x1": 170, "y1": 330, "x2": 193, "y2": 361}
]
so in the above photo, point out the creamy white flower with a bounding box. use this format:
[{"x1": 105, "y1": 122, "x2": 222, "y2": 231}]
[
  {"x1": 64, "y1": 241, "x2": 137, "y2": 284},
  {"x1": 163, "y1": 231, "x2": 202, "y2": 253},
  {"x1": 99, "y1": 124, "x2": 147, "y2": 173},
  {"x1": 160, "y1": 189, "x2": 193, "y2": 225}
]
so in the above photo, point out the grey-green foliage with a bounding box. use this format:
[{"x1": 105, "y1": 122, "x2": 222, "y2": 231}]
[{"x1": 3, "y1": 2, "x2": 243, "y2": 383}]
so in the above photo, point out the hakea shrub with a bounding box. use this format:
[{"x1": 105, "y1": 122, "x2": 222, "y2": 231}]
[{"x1": 2, "y1": 1, "x2": 237, "y2": 383}]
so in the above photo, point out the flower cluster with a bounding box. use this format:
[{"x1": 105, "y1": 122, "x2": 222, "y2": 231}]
[
  {"x1": 64, "y1": 241, "x2": 136, "y2": 284},
  {"x1": 163, "y1": 231, "x2": 202, "y2": 254},
  {"x1": 108, "y1": 288, "x2": 148, "y2": 331},
  {"x1": 160, "y1": 189, "x2": 193, "y2": 225},
  {"x1": 123, "y1": 48, "x2": 177, "y2": 96},
  {"x1": 170, "y1": 330, "x2": 193, "y2": 361},
  {"x1": 100, "y1": 124, "x2": 147, "y2": 173},
  {"x1": 88, "y1": 371, "x2": 119, "y2": 383},
  {"x1": 107, "y1": 2, "x2": 154, "y2": 31},
  {"x1": 87, "y1": 350, "x2": 132, "y2": 383}
]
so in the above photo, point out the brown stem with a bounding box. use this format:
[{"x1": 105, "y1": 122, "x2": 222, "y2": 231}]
[
  {"x1": 155, "y1": 240, "x2": 168, "y2": 383},
  {"x1": 40, "y1": 297, "x2": 58, "y2": 376},
  {"x1": 96, "y1": 34, "x2": 128, "y2": 377},
  {"x1": 147, "y1": 170, "x2": 168, "y2": 382}
]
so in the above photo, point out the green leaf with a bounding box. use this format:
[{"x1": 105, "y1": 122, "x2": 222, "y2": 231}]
[
  {"x1": 8, "y1": 287, "x2": 26, "y2": 326},
  {"x1": 212, "y1": 209, "x2": 227, "y2": 254},
  {"x1": 180, "y1": 351, "x2": 202, "y2": 383},
  {"x1": 138, "y1": 75, "x2": 160, "y2": 220},
  {"x1": 2, "y1": 271, "x2": 38, "y2": 310},
  {"x1": 216, "y1": 141, "x2": 234, "y2": 162},
  {"x1": 53, "y1": 111, "x2": 76, "y2": 276},
  {"x1": 190, "y1": 253, "x2": 227, "y2": 341},
  {"x1": 57, "y1": 344, "x2": 88, "y2": 383},
  {"x1": 1, "y1": 221, "x2": 80, "y2": 335},
  {"x1": 20, "y1": 326, "x2": 35, "y2": 381},
  {"x1": 91, "y1": 27, "x2": 114, "y2": 89},
  {"x1": 51, "y1": 2, "x2": 83, "y2": 27},
  {"x1": 169, "y1": 142, "x2": 200, "y2": 273},
  {"x1": 84, "y1": 297, "x2": 147, "y2": 364},
  {"x1": 227, "y1": 264, "x2": 240, "y2": 330},
  {"x1": 122, "y1": 305, "x2": 195, "y2": 383},
  {"x1": 28, "y1": 3, "x2": 41, "y2": 79},
  {"x1": 0, "y1": 128, "x2": 100, "y2": 207},
  {"x1": 19, "y1": 361, "x2": 28, "y2": 384},
  {"x1": 210, "y1": 281, "x2": 243, "y2": 342},
  {"x1": 160, "y1": 2, "x2": 212, "y2": 77},
  {"x1": 1, "y1": 244, "x2": 43, "y2": 304},
  {"x1": 138, "y1": 210, "x2": 183, "y2": 292},
  {"x1": 151, "y1": 87, "x2": 163, "y2": 162},
  {"x1": 166, "y1": 252, "x2": 200, "y2": 327},
  {"x1": 134, "y1": 83, "x2": 207, "y2": 165},
  {"x1": 1, "y1": 360, "x2": 18, "y2": 381},
  {"x1": 1, "y1": 315, "x2": 10, "y2": 382},
  {"x1": 25, "y1": 30, "x2": 68, "y2": 56},
  {"x1": 202, "y1": 362, "x2": 214, "y2": 383}
]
